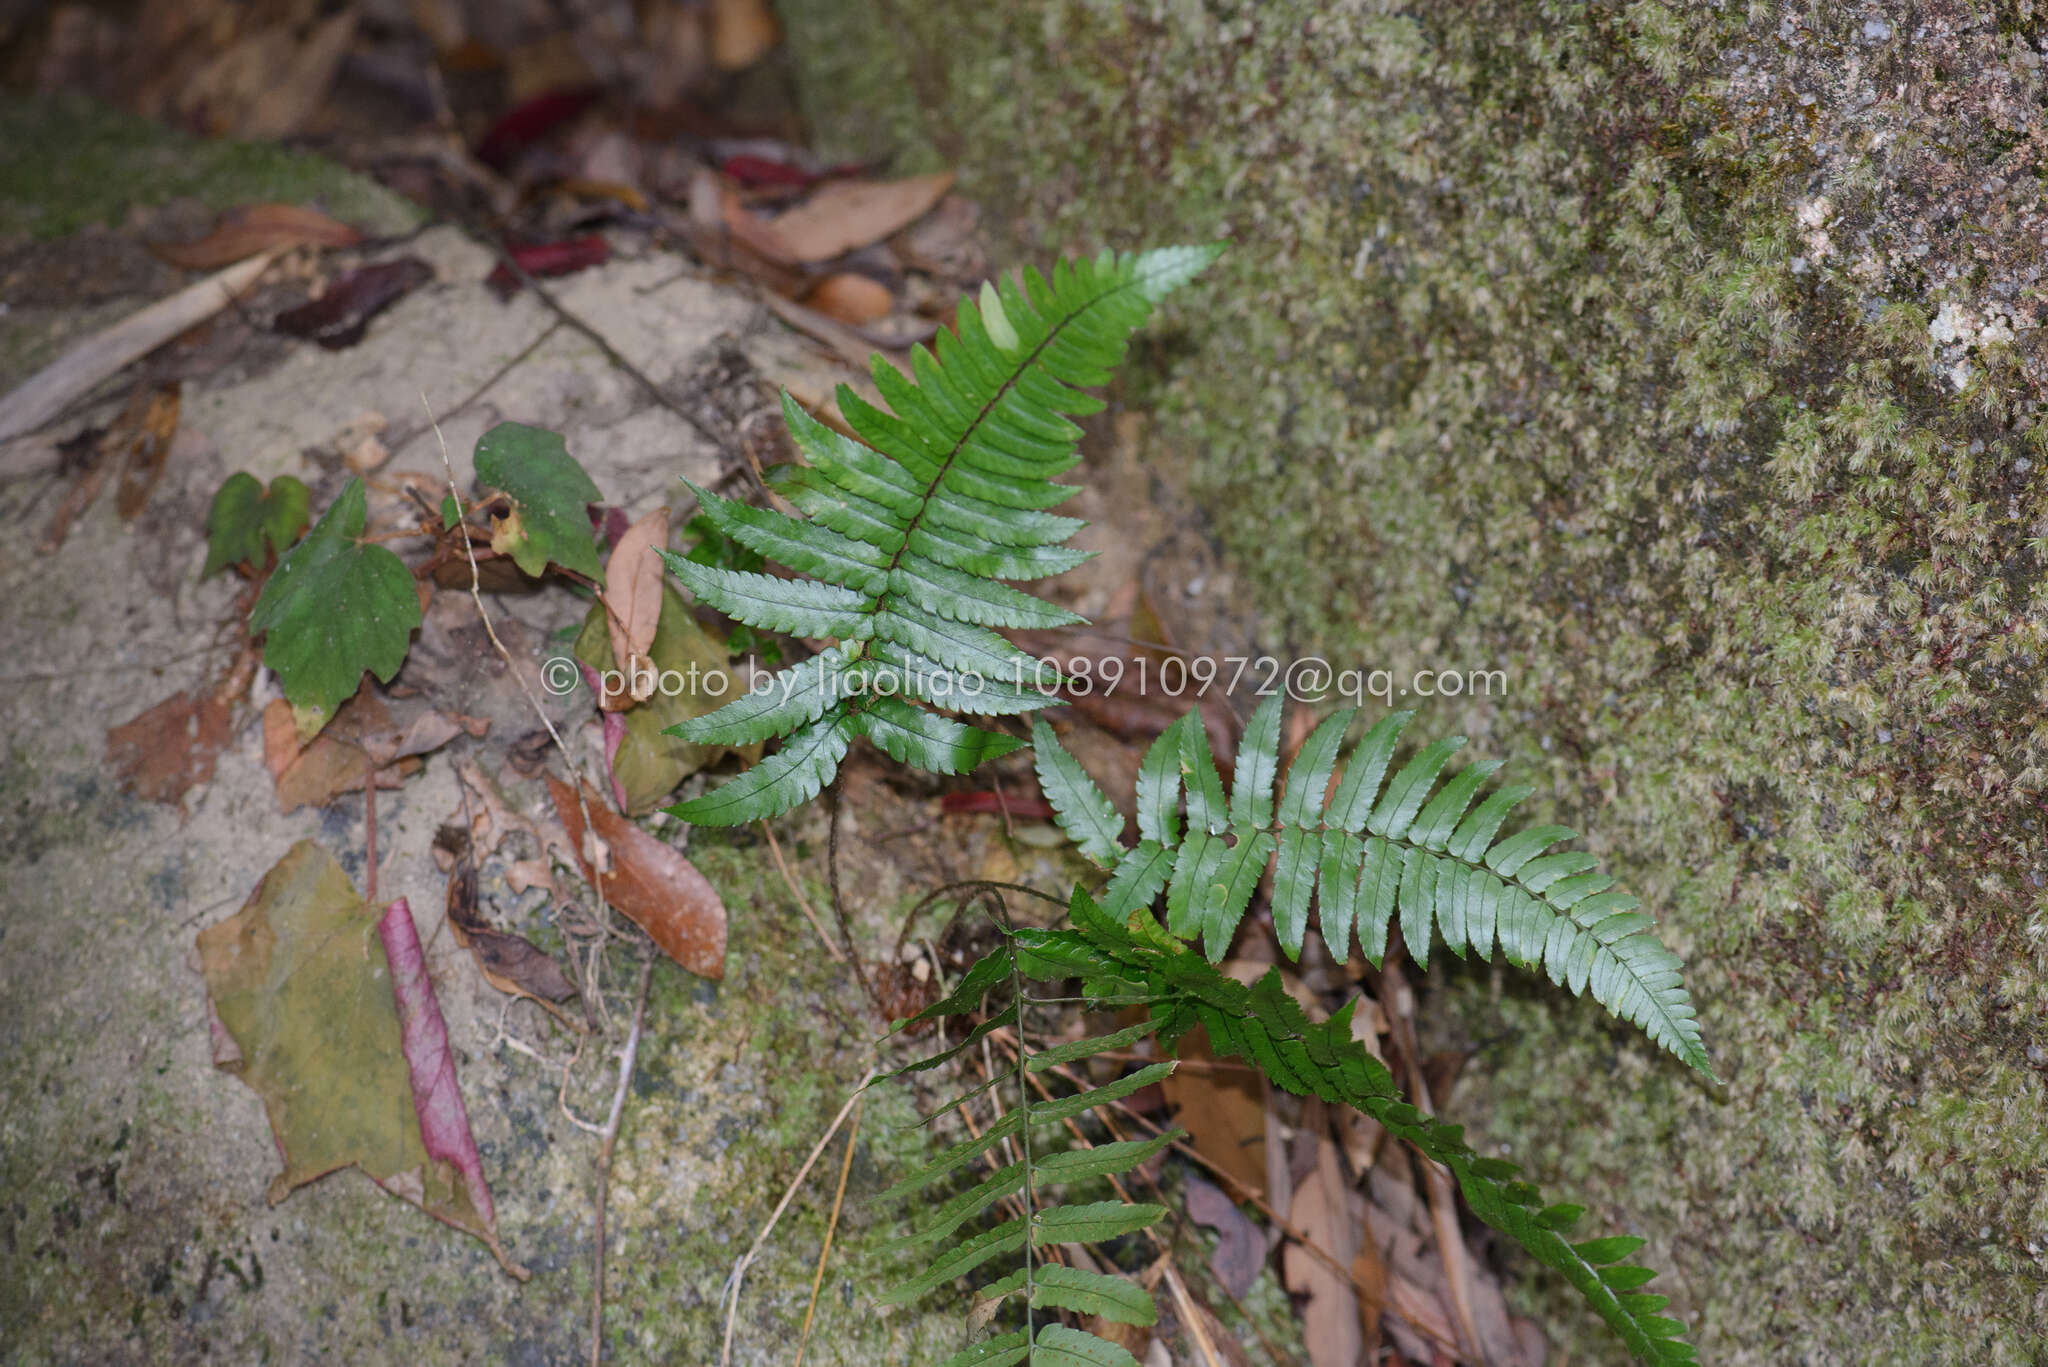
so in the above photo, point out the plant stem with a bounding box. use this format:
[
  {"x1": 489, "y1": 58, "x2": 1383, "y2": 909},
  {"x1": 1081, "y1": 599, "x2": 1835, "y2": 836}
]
[{"x1": 589, "y1": 956, "x2": 655, "y2": 1367}]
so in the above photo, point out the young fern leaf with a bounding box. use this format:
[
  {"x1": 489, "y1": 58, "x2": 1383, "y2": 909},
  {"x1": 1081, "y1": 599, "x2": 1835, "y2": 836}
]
[
  {"x1": 998, "y1": 888, "x2": 1698, "y2": 1365},
  {"x1": 876, "y1": 934, "x2": 1185, "y2": 1366},
  {"x1": 1034, "y1": 697, "x2": 1715, "y2": 1079},
  {"x1": 662, "y1": 246, "x2": 1223, "y2": 825}
]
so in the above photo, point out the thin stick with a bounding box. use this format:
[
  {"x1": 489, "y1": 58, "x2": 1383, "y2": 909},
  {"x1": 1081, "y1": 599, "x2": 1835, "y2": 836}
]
[
  {"x1": 590, "y1": 956, "x2": 656, "y2": 1367},
  {"x1": 364, "y1": 766, "x2": 379, "y2": 904},
  {"x1": 719, "y1": 1068, "x2": 876, "y2": 1367},
  {"x1": 760, "y1": 821, "x2": 844, "y2": 963},
  {"x1": 1161, "y1": 1261, "x2": 1226, "y2": 1367},
  {"x1": 793, "y1": 1094, "x2": 862, "y2": 1367}
]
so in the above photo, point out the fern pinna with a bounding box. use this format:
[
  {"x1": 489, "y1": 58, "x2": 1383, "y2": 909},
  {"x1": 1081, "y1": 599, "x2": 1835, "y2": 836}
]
[
  {"x1": 658, "y1": 246, "x2": 1221, "y2": 825},
  {"x1": 876, "y1": 935, "x2": 1184, "y2": 1367},
  {"x1": 1032, "y1": 695, "x2": 1715, "y2": 1079}
]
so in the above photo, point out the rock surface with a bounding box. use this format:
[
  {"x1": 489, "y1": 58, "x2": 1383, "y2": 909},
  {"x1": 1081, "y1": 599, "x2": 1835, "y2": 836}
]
[
  {"x1": 0, "y1": 213, "x2": 960, "y2": 1363},
  {"x1": 780, "y1": 2, "x2": 2048, "y2": 1361}
]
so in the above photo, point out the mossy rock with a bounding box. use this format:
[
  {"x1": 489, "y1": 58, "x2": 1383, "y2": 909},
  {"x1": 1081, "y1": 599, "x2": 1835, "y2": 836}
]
[
  {"x1": 0, "y1": 92, "x2": 420, "y2": 243},
  {"x1": 781, "y1": 3, "x2": 2048, "y2": 1361}
]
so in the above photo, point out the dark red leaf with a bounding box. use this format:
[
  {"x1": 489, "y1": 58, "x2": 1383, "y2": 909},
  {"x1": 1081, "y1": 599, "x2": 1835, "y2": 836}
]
[
  {"x1": 275, "y1": 258, "x2": 434, "y2": 350},
  {"x1": 474, "y1": 85, "x2": 603, "y2": 171},
  {"x1": 940, "y1": 790, "x2": 1057, "y2": 821},
  {"x1": 485, "y1": 236, "x2": 610, "y2": 299}
]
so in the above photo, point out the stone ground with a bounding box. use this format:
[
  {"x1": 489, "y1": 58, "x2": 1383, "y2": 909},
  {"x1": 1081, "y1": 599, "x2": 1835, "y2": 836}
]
[
  {"x1": 779, "y1": 2, "x2": 2048, "y2": 1363},
  {"x1": 0, "y1": 201, "x2": 1068, "y2": 1363}
]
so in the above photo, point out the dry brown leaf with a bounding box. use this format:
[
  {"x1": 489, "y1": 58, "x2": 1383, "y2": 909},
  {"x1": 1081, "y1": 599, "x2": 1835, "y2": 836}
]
[
  {"x1": 803, "y1": 272, "x2": 894, "y2": 326},
  {"x1": 241, "y1": 10, "x2": 357, "y2": 138},
  {"x1": 1158, "y1": 1025, "x2": 1265, "y2": 1197},
  {"x1": 547, "y1": 775, "x2": 727, "y2": 979},
  {"x1": 1282, "y1": 1118, "x2": 1365, "y2": 1367},
  {"x1": 113, "y1": 382, "x2": 181, "y2": 521},
  {"x1": 600, "y1": 507, "x2": 671, "y2": 708},
  {"x1": 262, "y1": 698, "x2": 303, "y2": 780},
  {"x1": 708, "y1": 0, "x2": 779, "y2": 70},
  {"x1": 272, "y1": 689, "x2": 471, "y2": 812},
  {"x1": 149, "y1": 203, "x2": 364, "y2": 270},
  {"x1": 766, "y1": 173, "x2": 956, "y2": 263},
  {"x1": 445, "y1": 848, "x2": 582, "y2": 1028},
  {"x1": 106, "y1": 689, "x2": 232, "y2": 805},
  {"x1": 719, "y1": 186, "x2": 801, "y2": 265},
  {"x1": 1353, "y1": 1202, "x2": 1387, "y2": 1352}
]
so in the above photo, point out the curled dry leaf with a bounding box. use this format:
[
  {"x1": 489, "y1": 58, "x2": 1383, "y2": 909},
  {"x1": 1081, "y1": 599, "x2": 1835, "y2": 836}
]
[
  {"x1": 600, "y1": 506, "x2": 671, "y2": 708},
  {"x1": 445, "y1": 845, "x2": 583, "y2": 1029},
  {"x1": 803, "y1": 272, "x2": 894, "y2": 327},
  {"x1": 149, "y1": 202, "x2": 364, "y2": 270},
  {"x1": 764, "y1": 172, "x2": 956, "y2": 263},
  {"x1": 196, "y1": 842, "x2": 526, "y2": 1278},
  {"x1": 106, "y1": 689, "x2": 232, "y2": 805},
  {"x1": 547, "y1": 774, "x2": 726, "y2": 978},
  {"x1": 275, "y1": 257, "x2": 434, "y2": 350},
  {"x1": 112, "y1": 382, "x2": 182, "y2": 521},
  {"x1": 272, "y1": 687, "x2": 482, "y2": 813}
]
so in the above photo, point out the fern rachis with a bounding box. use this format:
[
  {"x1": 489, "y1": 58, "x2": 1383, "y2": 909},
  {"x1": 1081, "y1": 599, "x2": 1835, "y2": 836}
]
[{"x1": 659, "y1": 246, "x2": 1222, "y2": 825}]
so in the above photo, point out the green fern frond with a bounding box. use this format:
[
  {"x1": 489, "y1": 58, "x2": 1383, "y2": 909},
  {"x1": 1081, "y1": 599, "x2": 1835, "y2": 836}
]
[
  {"x1": 876, "y1": 928, "x2": 1186, "y2": 1367},
  {"x1": 993, "y1": 888, "x2": 1699, "y2": 1365},
  {"x1": 663, "y1": 246, "x2": 1222, "y2": 825},
  {"x1": 1032, "y1": 696, "x2": 1714, "y2": 1079}
]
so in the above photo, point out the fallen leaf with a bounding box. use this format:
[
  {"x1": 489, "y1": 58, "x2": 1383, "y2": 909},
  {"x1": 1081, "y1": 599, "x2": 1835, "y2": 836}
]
[
  {"x1": 485, "y1": 236, "x2": 611, "y2": 299},
  {"x1": 765, "y1": 172, "x2": 956, "y2": 263},
  {"x1": 548, "y1": 775, "x2": 726, "y2": 977},
  {"x1": 1185, "y1": 1173, "x2": 1266, "y2": 1300},
  {"x1": 719, "y1": 154, "x2": 863, "y2": 189},
  {"x1": 719, "y1": 186, "x2": 801, "y2": 265},
  {"x1": 474, "y1": 84, "x2": 603, "y2": 171},
  {"x1": 708, "y1": 0, "x2": 780, "y2": 69},
  {"x1": 803, "y1": 272, "x2": 894, "y2": 326},
  {"x1": 196, "y1": 842, "x2": 527, "y2": 1277},
  {"x1": 600, "y1": 507, "x2": 671, "y2": 707},
  {"x1": 445, "y1": 844, "x2": 582, "y2": 1028},
  {"x1": 1158, "y1": 1026, "x2": 1265, "y2": 1197},
  {"x1": 113, "y1": 382, "x2": 181, "y2": 521},
  {"x1": 1283, "y1": 1119, "x2": 1364, "y2": 1367},
  {"x1": 262, "y1": 699, "x2": 303, "y2": 780},
  {"x1": 275, "y1": 257, "x2": 435, "y2": 350},
  {"x1": 149, "y1": 203, "x2": 364, "y2": 269},
  {"x1": 571, "y1": 589, "x2": 758, "y2": 813},
  {"x1": 940, "y1": 790, "x2": 1057, "y2": 821},
  {"x1": 272, "y1": 688, "x2": 472, "y2": 812},
  {"x1": 106, "y1": 689, "x2": 232, "y2": 805},
  {"x1": 241, "y1": 10, "x2": 357, "y2": 138}
]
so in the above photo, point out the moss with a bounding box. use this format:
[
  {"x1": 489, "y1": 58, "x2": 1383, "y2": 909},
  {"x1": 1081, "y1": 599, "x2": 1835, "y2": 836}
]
[
  {"x1": 0, "y1": 92, "x2": 420, "y2": 243},
  {"x1": 781, "y1": 2, "x2": 2048, "y2": 1361}
]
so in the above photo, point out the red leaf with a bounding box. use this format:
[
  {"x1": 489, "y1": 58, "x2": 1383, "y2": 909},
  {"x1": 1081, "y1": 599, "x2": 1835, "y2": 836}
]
[
  {"x1": 474, "y1": 85, "x2": 603, "y2": 170},
  {"x1": 106, "y1": 689, "x2": 232, "y2": 805},
  {"x1": 275, "y1": 258, "x2": 434, "y2": 349},
  {"x1": 486, "y1": 236, "x2": 611, "y2": 299},
  {"x1": 376, "y1": 898, "x2": 519, "y2": 1272},
  {"x1": 941, "y1": 790, "x2": 1057, "y2": 821}
]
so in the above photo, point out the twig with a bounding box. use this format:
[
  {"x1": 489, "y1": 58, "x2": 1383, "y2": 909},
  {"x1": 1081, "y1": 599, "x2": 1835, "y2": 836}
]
[
  {"x1": 590, "y1": 956, "x2": 656, "y2": 1367},
  {"x1": 793, "y1": 1094, "x2": 862, "y2": 1367},
  {"x1": 760, "y1": 821, "x2": 845, "y2": 963},
  {"x1": 1161, "y1": 1262, "x2": 1226, "y2": 1367},
  {"x1": 718, "y1": 1068, "x2": 877, "y2": 1367},
  {"x1": 826, "y1": 786, "x2": 878, "y2": 1009}
]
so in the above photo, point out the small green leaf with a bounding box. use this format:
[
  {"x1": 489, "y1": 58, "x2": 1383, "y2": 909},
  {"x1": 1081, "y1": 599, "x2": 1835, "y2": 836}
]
[
  {"x1": 439, "y1": 493, "x2": 460, "y2": 530},
  {"x1": 204, "y1": 472, "x2": 310, "y2": 577},
  {"x1": 249, "y1": 479, "x2": 421, "y2": 718},
  {"x1": 473, "y1": 422, "x2": 604, "y2": 580}
]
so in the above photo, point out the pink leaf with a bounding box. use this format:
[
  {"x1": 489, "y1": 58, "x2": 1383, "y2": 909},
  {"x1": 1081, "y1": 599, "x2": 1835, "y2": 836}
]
[{"x1": 376, "y1": 898, "x2": 523, "y2": 1275}]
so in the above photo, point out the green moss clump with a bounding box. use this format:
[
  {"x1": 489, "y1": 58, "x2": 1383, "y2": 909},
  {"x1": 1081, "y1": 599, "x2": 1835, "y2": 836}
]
[
  {"x1": 780, "y1": 3, "x2": 2048, "y2": 1361},
  {"x1": 0, "y1": 92, "x2": 420, "y2": 242}
]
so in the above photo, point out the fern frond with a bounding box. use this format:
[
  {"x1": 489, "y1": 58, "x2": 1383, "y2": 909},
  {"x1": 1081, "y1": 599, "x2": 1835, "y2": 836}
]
[
  {"x1": 877, "y1": 924, "x2": 1187, "y2": 1367},
  {"x1": 1001, "y1": 888, "x2": 1699, "y2": 1365},
  {"x1": 1032, "y1": 698, "x2": 1714, "y2": 1079},
  {"x1": 664, "y1": 246, "x2": 1222, "y2": 824}
]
